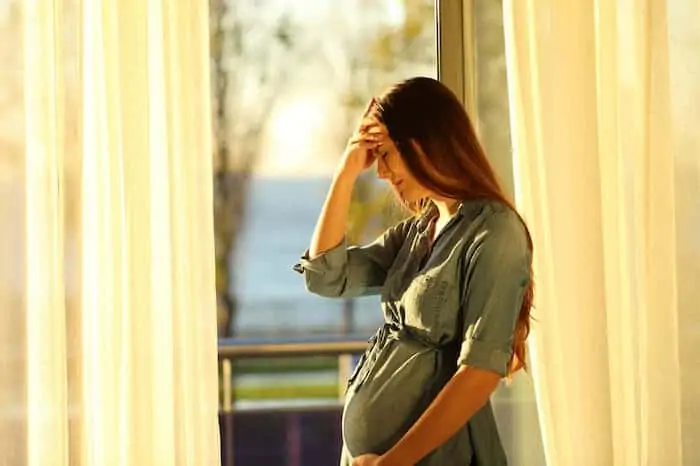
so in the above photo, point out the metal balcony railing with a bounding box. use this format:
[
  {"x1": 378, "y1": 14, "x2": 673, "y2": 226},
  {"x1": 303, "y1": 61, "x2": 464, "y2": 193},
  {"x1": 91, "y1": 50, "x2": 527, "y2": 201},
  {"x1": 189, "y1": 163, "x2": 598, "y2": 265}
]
[{"x1": 217, "y1": 335, "x2": 369, "y2": 466}]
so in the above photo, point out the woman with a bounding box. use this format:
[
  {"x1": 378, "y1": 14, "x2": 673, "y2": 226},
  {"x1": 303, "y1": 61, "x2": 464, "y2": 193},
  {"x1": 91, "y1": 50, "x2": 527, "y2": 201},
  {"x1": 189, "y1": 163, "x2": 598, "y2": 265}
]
[{"x1": 294, "y1": 77, "x2": 534, "y2": 465}]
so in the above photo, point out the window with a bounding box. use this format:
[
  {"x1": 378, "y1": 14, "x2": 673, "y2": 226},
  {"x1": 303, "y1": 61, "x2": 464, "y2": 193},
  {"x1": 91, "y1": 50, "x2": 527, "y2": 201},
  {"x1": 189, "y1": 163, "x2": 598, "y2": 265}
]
[
  {"x1": 212, "y1": 2, "x2": 438, "y2": 461},
  {"x1": 212, "y1": 0, "x2": 545, "y2": 464}
]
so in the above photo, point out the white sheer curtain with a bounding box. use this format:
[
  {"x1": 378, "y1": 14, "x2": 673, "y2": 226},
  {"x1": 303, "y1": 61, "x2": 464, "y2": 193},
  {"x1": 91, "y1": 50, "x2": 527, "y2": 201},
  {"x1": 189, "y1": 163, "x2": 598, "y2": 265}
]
[
  {"x1": 503, "y1": 0, "x2": 699, "y2": 465},
  {"x1": 0, "y1": 0, "x2": 220, "y2": 464}
]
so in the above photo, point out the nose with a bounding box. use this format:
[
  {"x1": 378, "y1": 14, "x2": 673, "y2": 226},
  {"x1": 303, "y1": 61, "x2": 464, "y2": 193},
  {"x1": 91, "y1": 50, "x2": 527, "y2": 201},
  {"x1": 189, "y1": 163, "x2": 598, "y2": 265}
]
[{"x1": 376, "y1": 156, "x2": 389, "y2": 180}]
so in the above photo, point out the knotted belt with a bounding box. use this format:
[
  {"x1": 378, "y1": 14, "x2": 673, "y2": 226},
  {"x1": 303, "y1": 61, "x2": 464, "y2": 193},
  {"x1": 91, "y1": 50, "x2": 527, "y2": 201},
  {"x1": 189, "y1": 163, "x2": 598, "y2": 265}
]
[{"x1": 346, "y1": 322, "x2": 458, "y2": 392}]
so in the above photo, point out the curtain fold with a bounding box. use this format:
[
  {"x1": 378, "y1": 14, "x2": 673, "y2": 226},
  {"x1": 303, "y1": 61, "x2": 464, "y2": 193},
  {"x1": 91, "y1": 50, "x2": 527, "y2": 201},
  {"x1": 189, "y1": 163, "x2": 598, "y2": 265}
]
[
  {"x1": 24, "y1": 0, "x2": 70, "y2": 464},
  {"x1": 1, "y1": 0, "x2": 220, "y2": 464},
  {"x1": 504, "y1": 0, "x2": 699, "y2": 464}
]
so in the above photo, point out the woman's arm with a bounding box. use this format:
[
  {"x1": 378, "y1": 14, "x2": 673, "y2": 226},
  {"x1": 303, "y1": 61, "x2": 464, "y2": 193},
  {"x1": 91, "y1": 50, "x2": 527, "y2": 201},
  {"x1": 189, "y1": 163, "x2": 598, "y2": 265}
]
[
  {"x1": 296, "y1": 106, "x2": 410, "y2": 298},
  {"x1": 309, "y1": 101, "x2": 380, "y2": 259},
  {"x1": 297, "y1": 213, "x2": 410, "y2": 298},
  {"x1": 308, "y1": 170, "x2": 357, "y2": 259}
]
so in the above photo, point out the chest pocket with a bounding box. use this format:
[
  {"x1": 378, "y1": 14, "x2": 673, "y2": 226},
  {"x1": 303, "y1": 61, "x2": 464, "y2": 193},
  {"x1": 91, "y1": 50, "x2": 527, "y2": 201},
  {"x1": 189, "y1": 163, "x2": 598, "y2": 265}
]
[{"x1": 402, "y1": 273, "x2": 451, "y2": 331}]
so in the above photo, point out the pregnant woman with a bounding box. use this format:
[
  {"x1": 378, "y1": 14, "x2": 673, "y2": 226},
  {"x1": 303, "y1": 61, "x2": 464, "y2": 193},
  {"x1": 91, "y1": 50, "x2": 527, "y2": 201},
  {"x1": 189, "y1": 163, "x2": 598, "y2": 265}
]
[{"x1": 294, "y1": 77, "x2": 534, "y2": 465}]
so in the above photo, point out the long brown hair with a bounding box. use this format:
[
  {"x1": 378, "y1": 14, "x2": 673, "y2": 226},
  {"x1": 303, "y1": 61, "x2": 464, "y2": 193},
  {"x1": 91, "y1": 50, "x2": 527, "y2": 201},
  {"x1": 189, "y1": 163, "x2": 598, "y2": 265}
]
[{"x1": 373, "y1": 76, "x2": 534, "y2": 375}]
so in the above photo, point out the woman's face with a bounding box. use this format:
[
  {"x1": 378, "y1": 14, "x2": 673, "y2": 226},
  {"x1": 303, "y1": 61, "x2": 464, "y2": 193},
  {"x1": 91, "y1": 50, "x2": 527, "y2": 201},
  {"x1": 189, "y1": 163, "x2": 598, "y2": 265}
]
[{"x1": 374, "y1": 137, "x2": 430, "y2": 204}]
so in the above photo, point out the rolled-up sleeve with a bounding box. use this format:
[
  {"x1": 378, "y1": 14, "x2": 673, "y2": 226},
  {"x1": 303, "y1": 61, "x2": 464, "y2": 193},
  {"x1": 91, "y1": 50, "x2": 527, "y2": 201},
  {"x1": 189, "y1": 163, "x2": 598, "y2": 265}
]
[
  {"x1": 457, "y1": 211, "x2": 531, "y2": 377},
  {"x1": 293, "y1": 219, "x2": 410, "y2": 298}
]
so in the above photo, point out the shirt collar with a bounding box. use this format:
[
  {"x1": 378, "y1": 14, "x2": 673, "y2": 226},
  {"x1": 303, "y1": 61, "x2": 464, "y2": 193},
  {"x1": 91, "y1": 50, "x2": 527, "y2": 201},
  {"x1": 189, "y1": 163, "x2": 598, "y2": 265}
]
[{"x1": 415, "y1": 199, "x2": 484, "y2": 235}]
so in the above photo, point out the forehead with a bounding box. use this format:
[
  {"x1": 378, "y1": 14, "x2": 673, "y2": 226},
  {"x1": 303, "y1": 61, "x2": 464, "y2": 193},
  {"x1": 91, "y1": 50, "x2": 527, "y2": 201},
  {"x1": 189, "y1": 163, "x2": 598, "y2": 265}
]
[{"x1": 380, "y1": 136, "x2": 400, "y2": 153}]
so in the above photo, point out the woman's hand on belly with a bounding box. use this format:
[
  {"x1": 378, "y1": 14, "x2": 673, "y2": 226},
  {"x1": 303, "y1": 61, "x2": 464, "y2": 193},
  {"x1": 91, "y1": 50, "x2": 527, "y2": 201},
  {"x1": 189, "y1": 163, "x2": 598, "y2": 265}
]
[
  {"x1": 352, "y1": 453, "x2": 381, "y2": 466},
  {"x1": 379, "y1": 365, "x2": 501, "y2": 465}
]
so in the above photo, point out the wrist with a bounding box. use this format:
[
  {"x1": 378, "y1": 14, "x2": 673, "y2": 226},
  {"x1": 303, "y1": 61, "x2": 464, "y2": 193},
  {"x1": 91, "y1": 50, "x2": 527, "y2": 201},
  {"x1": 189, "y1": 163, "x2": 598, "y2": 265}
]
[
  {"x1": 332, "y1": 168, "x2": 359, "y2": 186},
  {"x1": 377, "y1": 449, "x2": 407, "y2": 466}
]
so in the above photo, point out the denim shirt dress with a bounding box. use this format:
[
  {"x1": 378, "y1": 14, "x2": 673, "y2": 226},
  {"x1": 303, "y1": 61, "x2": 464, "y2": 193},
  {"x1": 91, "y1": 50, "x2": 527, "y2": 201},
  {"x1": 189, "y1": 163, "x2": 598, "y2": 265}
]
[{"x1": 294, "y1": 200, "x2": 532, "y2": 466}]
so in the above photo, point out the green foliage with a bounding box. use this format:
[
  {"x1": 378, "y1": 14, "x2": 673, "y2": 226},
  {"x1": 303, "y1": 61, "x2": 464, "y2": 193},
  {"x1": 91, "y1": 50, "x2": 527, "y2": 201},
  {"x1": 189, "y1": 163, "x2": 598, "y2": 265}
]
[
  {"x1": 225, "y1": 384, "x2": 338, "y2": 401},
  {"x1": 348, "y1": 175, "x2": 407, "y2": 245},
  {"x1": 367, "y1": 0, "x2": 435, "y2": 72},
  {"x1": 220, "y1": 357, "x2": 340, "y2": 402},
  {"x1": 233, "y1": 357, "x2": 337, "y2": 375}
]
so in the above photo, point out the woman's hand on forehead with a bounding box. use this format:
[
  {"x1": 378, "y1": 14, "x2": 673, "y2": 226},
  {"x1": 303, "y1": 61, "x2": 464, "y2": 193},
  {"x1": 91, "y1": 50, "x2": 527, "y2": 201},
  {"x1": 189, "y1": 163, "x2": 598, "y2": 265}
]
[
  {"x1": 358, "y1": 98, "x2": 391, "y2": 147},
  {"x1": 361, "y1": 117, "x2": 389, "y2": 138}
]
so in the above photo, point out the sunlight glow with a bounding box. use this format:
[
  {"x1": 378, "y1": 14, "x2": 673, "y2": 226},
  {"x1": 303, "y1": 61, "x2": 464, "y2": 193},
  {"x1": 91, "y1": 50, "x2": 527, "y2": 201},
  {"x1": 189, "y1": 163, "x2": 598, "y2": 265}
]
[
  {"x1": 386, "y1": 0, "x2": 406, "y2": 26},
  {"x1": 258, "y1": 92, "x2": 341, "y2": 177}
]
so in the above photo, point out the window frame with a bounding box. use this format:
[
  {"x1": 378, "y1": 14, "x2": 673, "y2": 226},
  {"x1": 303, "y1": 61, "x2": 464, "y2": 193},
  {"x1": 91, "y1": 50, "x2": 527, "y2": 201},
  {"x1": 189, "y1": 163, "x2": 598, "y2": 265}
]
[
  {"x1": 436, "y1": 0, "x2": 477, "y2": 126},
  {"x1": 436, "y1": 0, "x2": 516, "y2": 198}
]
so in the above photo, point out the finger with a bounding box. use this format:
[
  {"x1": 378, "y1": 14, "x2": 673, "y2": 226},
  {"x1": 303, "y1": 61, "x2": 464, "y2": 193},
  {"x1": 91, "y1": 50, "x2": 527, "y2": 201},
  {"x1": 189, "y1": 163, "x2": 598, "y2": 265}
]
[
  {"x1": 363, "y1": 126, "x2": 385, "y2": 136},
  {"x1": 360, "y1": 120, "x2": 378, "y2": 130},
  {"x1": 349, "y1": 139, "x2": 381, "y2": 156},
  {"x1": 360, "y1": 131, "x2": 389, "y2": 147},
  {"x1": 349, "y1": 132, "x2": 382, "y2": 144},
  {"x1": 363, "y1": 113, "x2": 388, "y2": 131},
  {"x1": 369, "y1": 119, "x2": 388, "y2": 134},
  {"x1": 361, "y1": 133, "x2": 383, "y2": 142},
  {"x1": 358, "y1": 120, "x2": 374, "y2": 133},
  {"x1": 349, "y1": 139, "x2": 381, "y2": 152},
  {"x1": 361, "y1": 119, "x2": 388, "y2": 135},
  {"x1": 360, "y1": 124, "x2": 386, "y2": 138}
]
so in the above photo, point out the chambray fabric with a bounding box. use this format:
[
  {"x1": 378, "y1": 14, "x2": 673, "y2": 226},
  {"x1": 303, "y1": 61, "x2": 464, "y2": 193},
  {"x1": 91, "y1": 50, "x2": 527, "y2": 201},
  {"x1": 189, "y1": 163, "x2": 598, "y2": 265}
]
[{"x1": 294, "y1": 200, "x2": 531, "y2": 466}]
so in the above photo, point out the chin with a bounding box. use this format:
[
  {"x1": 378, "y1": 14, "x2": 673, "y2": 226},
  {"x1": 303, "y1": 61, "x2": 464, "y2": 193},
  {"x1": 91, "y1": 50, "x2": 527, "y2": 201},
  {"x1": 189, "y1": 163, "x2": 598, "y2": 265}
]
[
  {"x1": 402, "y1": 187, "x2": 424, "y2": 202},
  {"x1": 388, "y1": 181, "x2": 423, "y2": 205},
  {"x1": 393, "y1": 189, "x2": 422, "y2": 206}
]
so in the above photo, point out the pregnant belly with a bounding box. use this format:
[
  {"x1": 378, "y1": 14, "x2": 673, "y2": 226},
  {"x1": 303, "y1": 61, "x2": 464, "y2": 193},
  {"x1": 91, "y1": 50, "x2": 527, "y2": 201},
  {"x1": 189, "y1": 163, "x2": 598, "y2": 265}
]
[{"x1": 342, "y1": 339, "x2": 449, "y2": 457}]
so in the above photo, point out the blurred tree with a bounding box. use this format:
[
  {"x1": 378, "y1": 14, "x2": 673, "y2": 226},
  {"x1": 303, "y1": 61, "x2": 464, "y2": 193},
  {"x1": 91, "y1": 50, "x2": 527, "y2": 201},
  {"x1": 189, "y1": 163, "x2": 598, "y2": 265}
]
[{"x1": 210, "y1": 0, "x2": 302, "y2": 337}]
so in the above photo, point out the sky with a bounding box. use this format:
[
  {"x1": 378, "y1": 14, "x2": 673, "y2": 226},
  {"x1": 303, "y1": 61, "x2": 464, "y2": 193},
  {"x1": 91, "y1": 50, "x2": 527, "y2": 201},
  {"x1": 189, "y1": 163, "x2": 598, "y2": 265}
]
[{"x1": 257, "y1": 89, "x2": 345, "y2": 177}]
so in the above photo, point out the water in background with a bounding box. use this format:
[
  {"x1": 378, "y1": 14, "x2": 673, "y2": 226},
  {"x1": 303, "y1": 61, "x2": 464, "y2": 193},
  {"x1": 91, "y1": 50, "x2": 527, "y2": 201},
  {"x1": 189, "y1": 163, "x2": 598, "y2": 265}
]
[{"x1": 234, "y1": 176, "x2": 384, "y2": 337}]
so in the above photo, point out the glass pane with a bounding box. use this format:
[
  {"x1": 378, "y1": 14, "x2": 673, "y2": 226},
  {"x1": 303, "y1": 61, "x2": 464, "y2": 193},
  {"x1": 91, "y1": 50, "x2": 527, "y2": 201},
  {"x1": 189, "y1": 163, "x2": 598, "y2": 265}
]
[{"x1": 210, "y1": 0, "x2": 436, "y2": 341}]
